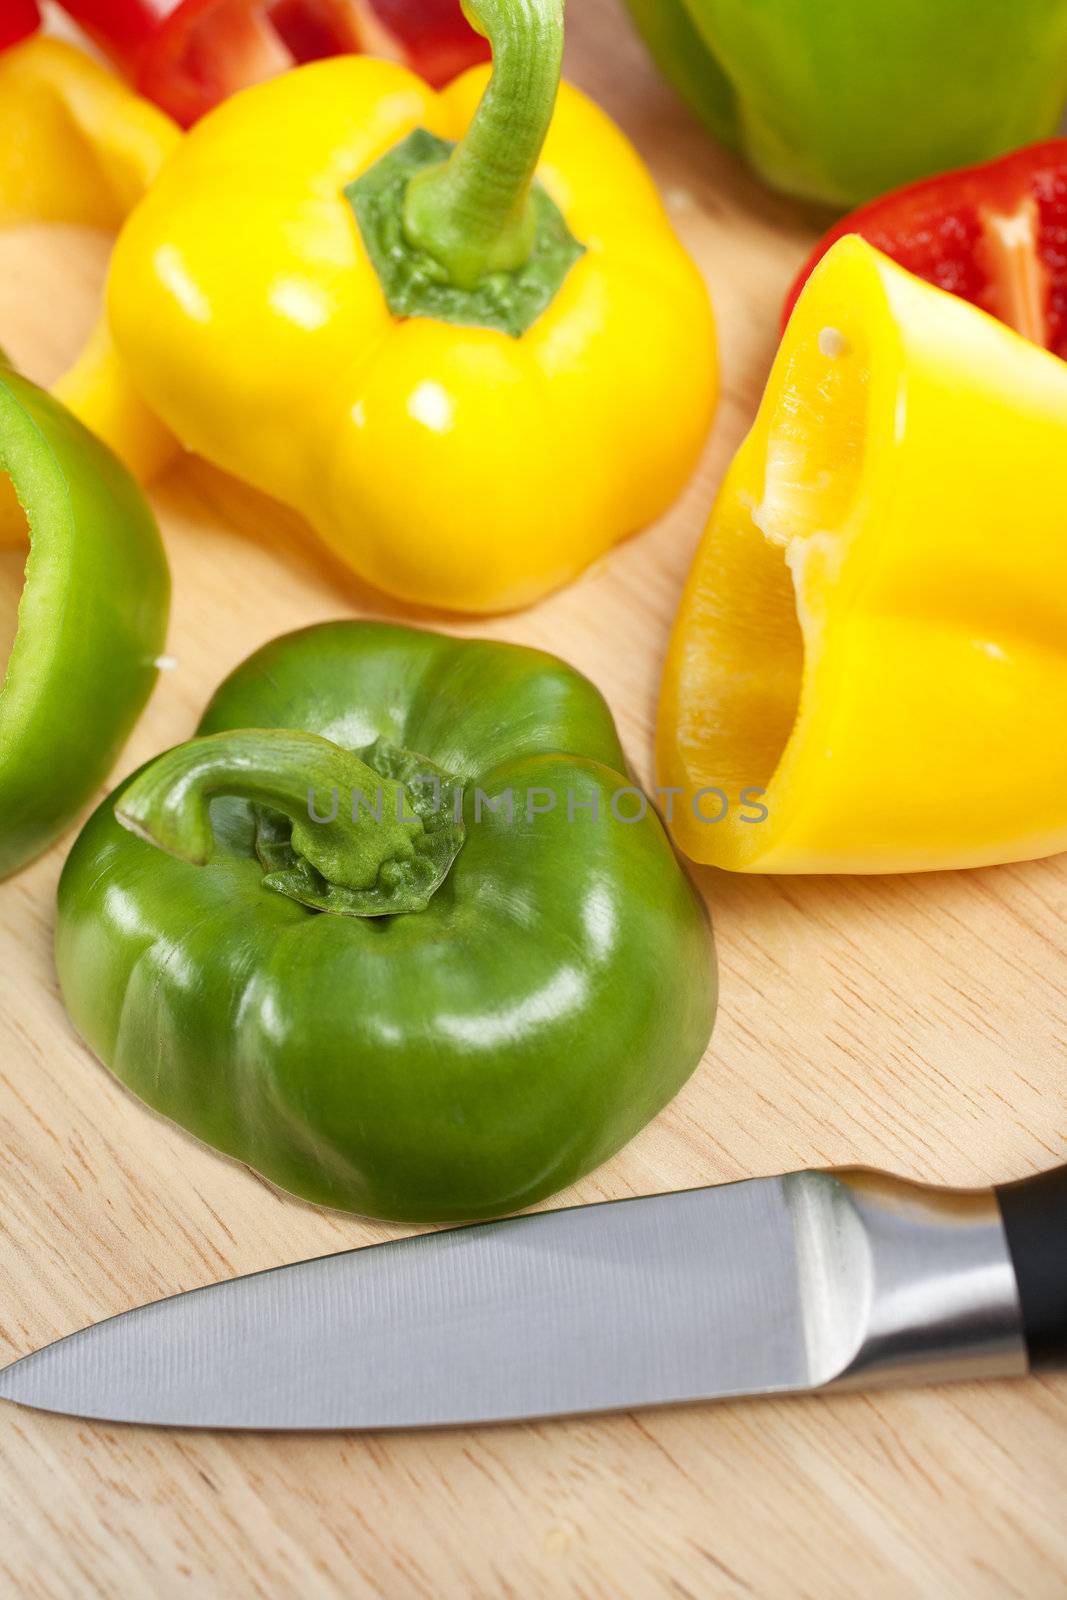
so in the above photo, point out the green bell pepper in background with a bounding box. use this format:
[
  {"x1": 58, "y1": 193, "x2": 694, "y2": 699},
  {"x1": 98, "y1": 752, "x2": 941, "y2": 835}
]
[
  {"x1": 624, "y1": 0, "x2": 1067, "y2": 208},
  {"x1": 0, "y1": 361, "x2": 169, "y2": 879},
  {"x1": 56, "y1": 622, "x2": 716, "y2": 1223}
]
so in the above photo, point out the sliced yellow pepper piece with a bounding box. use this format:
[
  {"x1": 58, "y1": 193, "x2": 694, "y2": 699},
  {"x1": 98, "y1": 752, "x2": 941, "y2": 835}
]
[
  {"x1": 0, "y1": 37, "x2": 180, "y2": 482},
  {"x1": 658, "y1": 234, "x2": 1067, "y2": 874}
]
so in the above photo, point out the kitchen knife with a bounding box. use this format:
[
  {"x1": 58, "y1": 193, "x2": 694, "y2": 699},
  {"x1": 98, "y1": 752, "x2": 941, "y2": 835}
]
[{"x1": 1, "y1": 1163, "x2": 1063, "y2": 1429}]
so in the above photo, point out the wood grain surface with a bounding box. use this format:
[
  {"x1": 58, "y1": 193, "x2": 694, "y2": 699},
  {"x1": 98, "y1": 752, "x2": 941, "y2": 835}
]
[{"x1": 2, "y1": 3, "x2": 1066, "y2": 1595}]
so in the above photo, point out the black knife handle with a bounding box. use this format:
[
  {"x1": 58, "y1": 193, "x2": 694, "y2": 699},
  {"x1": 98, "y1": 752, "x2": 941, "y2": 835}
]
[{"x1": 996, "y1": 1166, "x2": 1067, "y2": 1371}]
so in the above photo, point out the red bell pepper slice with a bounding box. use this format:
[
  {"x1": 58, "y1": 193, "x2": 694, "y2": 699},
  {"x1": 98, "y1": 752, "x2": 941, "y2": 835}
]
[
  {"x1": 783, "y1": 141, "x2": 1067, "y2": 360},
  {"x1": 362, "y1": 0, "x2": 492, "y2": 88},
  {"x1": 0, "y1": 0, "x2": 41, "y2": 50},
  {"x1": 53, "y1": 3, "x2": 194, "y2": 79},
  {"x1": 54, "y1": 0, "x2": 487, "y2": 126}
]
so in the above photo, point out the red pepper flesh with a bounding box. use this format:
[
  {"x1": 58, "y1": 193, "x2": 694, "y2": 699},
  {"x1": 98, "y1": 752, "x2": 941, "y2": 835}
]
[
  {"x1": 50, "y1": 1, "x2": 173, "y2": 75},
  {"x1": 784, "y1": 141, "x2": 1067, "y2": 360},
  {"x1": 54, "y1": 0, "x2": 487, "y2": 126},
  {"x1": 137, "y1": 0, "x2": 296, "y2": 126},
  {"x1": 363, "y1": 0, "x2": 492, "y2": 87},
  {"x1": 0, "y1": 0, "x2": 41, "y2": 50}
]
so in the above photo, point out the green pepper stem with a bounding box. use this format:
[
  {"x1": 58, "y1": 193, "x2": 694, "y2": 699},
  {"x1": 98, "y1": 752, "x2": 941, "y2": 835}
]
[
  {"x1": 116, "y1": 729, "x2": 424, "y2": 894},
  {"x1": 402, "y1": 0, "x2": 565, "y2": 288}
]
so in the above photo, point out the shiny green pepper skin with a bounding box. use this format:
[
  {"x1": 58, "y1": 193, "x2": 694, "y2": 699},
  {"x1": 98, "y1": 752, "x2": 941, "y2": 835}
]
[
  {"x1": 56, "y1": 623, "x2": 716, "y2": 1222},
  {"x1": 625, "y1": 0, "x2": 1067, "y2": 207},
  {"x1": 0, "y1": 364, "x2": 169, "y2": 877}
]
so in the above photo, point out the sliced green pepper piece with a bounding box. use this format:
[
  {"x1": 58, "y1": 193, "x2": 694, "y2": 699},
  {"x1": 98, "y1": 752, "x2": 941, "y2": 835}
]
[
  {"x1": 0, "y1": 362, "x2": 169, "y2": 878},
  {"x1": 56, "y1": 622, "x2": 716, "y2": 1223}
]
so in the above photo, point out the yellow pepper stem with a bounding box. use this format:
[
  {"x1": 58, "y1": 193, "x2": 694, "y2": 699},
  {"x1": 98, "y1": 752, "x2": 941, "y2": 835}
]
[{"x1": 402, "y1": 0, "x2": 565, "y2": 288}]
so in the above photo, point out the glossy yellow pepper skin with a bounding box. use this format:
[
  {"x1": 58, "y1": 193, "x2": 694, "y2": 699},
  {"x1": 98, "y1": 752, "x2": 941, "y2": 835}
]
[
  {"x1": 107, "y1": 1, "x2": 717, "y2": 613},
  {"x1": 0, "y1": 37, "x2": 180, "y2": 485},
  {"x1": 659, "y1": 235, "x2": 1067, "y2": 874}
]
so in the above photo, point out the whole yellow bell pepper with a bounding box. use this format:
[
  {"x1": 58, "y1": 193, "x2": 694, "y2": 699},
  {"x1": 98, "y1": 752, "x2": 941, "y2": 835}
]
[
  {"x1": 106, "y1": 0, "x2": 717, "y2": 613},
  {"x1": 658, "y1": 235, "x2": 1067, "y2": 874},
  {"x1": 0, "y1": 36, "x2": 180, "y2": 483}
]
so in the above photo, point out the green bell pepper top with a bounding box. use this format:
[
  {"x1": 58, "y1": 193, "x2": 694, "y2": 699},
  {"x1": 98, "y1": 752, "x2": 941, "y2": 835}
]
[
  {"x1": 0, "y1": 362, "x2": 169, "y2": 879},
  {"x1": 625, "y1": 0, "x2": 1067, "y2": 208},
  {"x1": 56, "y1": 622, "x2": 716, "y2": 1223}
]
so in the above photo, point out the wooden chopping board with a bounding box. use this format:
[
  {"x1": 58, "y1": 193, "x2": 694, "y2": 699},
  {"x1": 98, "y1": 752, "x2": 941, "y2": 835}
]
[{"x1": 1, "y1": 3, "x2": 1066, "y2": 1595}]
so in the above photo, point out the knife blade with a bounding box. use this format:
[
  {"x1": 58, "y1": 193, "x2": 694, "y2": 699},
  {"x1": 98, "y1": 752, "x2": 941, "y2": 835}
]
[{"x1": 1, "y1": 1163, "x2": 1062, "y2": 1429}]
